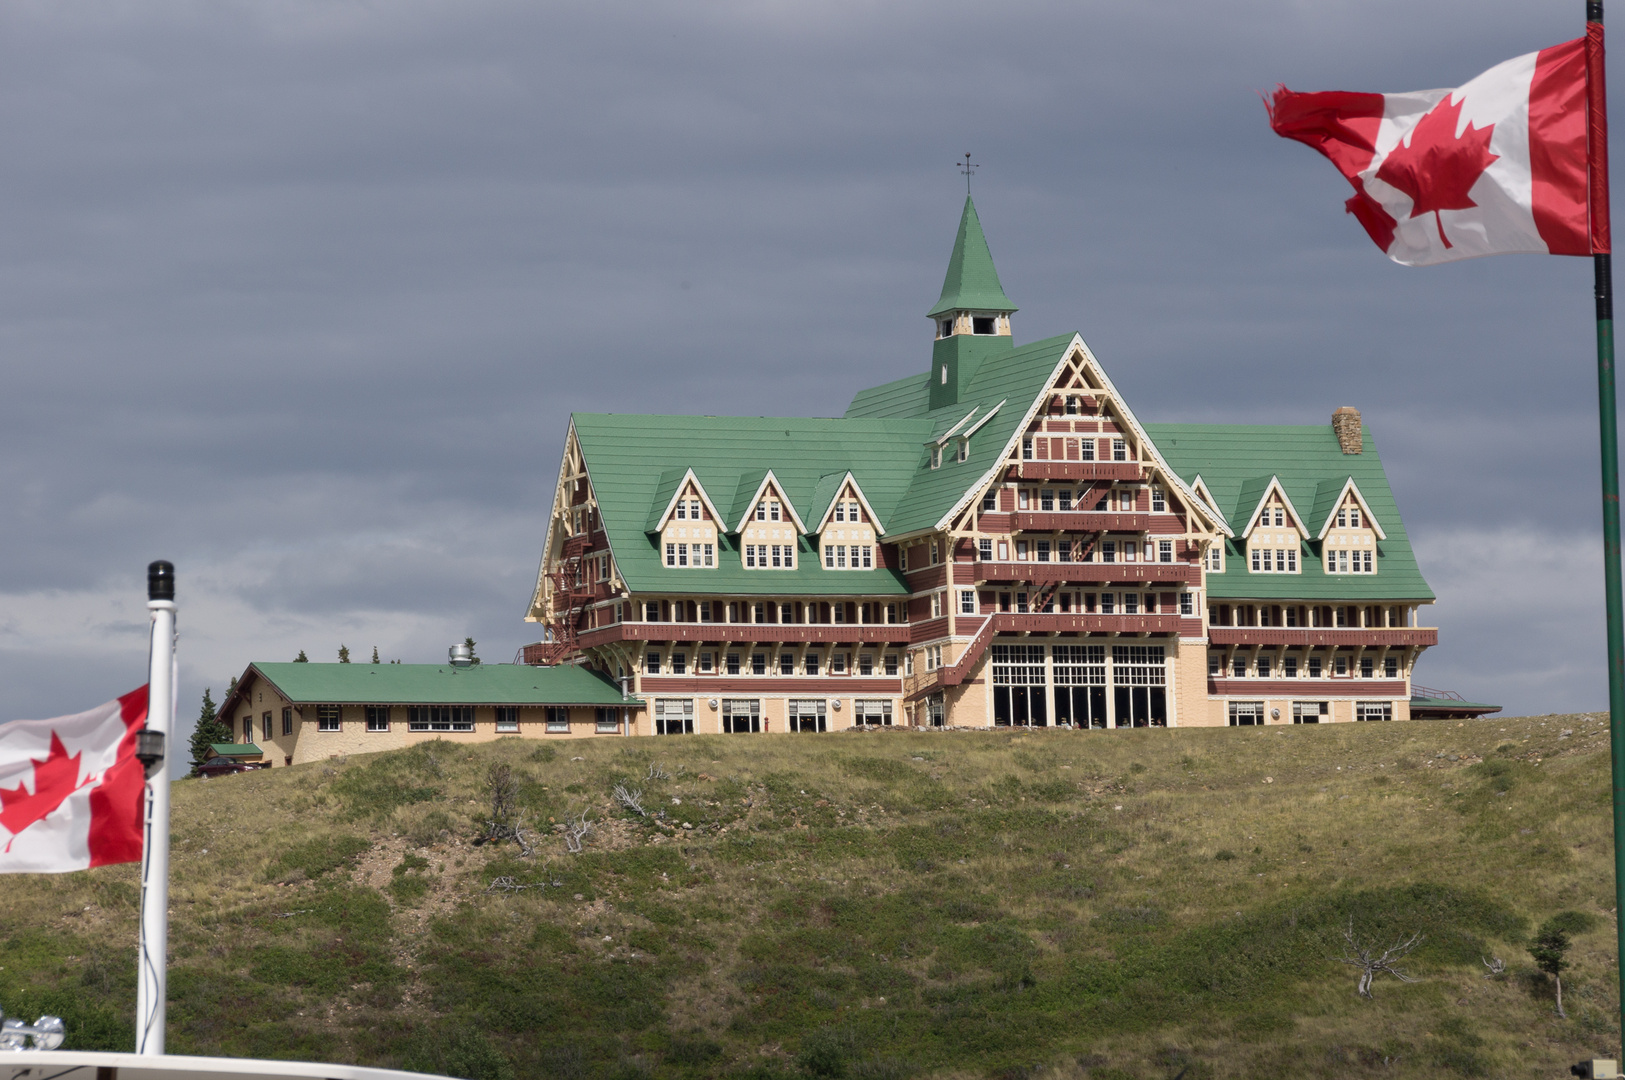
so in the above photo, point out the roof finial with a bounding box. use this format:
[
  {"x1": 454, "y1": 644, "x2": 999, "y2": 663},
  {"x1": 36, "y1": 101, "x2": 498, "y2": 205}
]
[{"x1": 959, "y1": 152, "x2": 978, "y2": 195}]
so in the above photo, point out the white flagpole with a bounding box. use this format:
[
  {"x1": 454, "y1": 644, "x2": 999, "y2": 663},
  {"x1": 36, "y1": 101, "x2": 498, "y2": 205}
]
[{"x1": 137, "y1": 560, "x2": 175, "y2": 1056}]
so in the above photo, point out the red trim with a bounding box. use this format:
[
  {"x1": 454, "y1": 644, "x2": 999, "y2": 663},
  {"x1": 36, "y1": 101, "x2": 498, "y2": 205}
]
[
  {"x1": 88, "y1": 685, "x2": 148, "y2": 869},
  {"x1": 1589, "y1": 21, "x2": 1612, "y2": 252},
  {"x1": 1267, "y1": 87, "x2": 1398, "y2": 252},
  {"x1": 1529, "y1": 37, "x2": 1591, "y2": 255}
]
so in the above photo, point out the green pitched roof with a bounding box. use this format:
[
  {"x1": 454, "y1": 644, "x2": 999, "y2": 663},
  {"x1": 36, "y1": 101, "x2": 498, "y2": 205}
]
[
  {"x1": 569, "y1": 333, "x2": 1075, "y2": 594},
  {"x1": 926, "y1": 197, "x2": 1018, "y2": 318},
  {"x1": 1145, "y1": 423, "x2": 1434, "y2": 602},
  {"x1": 247, "y1": 662, "x2": 629, "y2": 706}
]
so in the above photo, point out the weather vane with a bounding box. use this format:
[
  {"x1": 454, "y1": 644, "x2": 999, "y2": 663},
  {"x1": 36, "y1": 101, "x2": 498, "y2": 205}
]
[{"x1": 959, "y1": 152, "x2": 978, "y2": 195}]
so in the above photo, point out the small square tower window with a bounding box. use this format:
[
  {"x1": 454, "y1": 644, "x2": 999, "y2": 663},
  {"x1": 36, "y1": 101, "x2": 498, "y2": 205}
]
[
  {"x1": 939, "y1": 319, "x2": 953, "y2": 337},
  {"x1": 972, "y1": 316, "x2": 995, "y2": 334}
]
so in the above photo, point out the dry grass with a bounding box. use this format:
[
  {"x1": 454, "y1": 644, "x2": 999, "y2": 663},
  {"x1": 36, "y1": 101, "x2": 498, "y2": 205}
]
[{"x1": 0, "y1": 713, "x2": 1620, "y2": 1079}]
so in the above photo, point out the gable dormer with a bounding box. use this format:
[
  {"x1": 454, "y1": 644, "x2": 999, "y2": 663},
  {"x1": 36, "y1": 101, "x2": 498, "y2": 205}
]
[
  {"x1": 1238, "y1": 476, "x2": 1308, "y2": 574},
  {"x1": 650, "y1": 469, "x2": 723, "y2": 569},
  {"x1": 811, "y1": 474, "x2": 883, "y2": 571},
  {"x1": 1314, "y1": 477, "x2": 1385, "y2": 575},
  {"x1": 735, "y1": 471, "x2": 804, "y2": 570}
]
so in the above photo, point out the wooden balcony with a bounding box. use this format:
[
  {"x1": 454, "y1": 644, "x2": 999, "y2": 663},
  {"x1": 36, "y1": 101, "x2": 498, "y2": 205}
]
[
  {"x1": 977, "y1": 561, "x2": 1201, "y2": 586},
  {"x1": 1011, "y1": 461, "x2": 1143, "y2": 482},
  {"x1": 1206, "y1": 627, "x2": 1438, "y2": 648},
  {"x1": 560, "y1": 535, "x2": 594, "y2": 559},
  {"x1": 577, "y1": 622, "x2": 913, "y2": 648},
  {"x1": 1012, "y1": 511, "x2": 1151, "y2": 532},
  {"x1": 991, "y1": 612, "x2": 1182, "y2": 635}
]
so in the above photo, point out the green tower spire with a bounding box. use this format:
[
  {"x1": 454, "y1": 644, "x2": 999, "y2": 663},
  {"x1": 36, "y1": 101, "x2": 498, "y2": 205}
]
[
  {"x1": 927, "y1": 196, "x2": 1016, "y2": 411},
  {"x1": 927, "y1": 196, "x2": 1018, "y2": 319}
]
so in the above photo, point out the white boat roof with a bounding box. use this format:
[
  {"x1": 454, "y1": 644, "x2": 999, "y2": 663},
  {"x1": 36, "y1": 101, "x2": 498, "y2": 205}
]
[{"x1": 0, "y1": 1050, "x2": 458, "y2": 1079}]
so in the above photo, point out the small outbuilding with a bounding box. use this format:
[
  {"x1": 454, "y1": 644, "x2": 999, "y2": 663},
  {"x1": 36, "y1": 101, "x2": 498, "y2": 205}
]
[{"x1": 214, "y1": 658, "x2": 638, "y2": 769}]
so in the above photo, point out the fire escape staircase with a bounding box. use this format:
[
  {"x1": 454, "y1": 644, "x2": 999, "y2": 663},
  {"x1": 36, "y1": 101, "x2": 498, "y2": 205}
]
[{"x1": 529, "y1": 534, "x2": 594, "y2": 665}]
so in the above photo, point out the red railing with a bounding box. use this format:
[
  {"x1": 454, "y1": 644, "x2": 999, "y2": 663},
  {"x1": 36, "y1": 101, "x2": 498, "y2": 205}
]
[
  {"x1": 1010, "y1": 461, "x2": 1143, "y2": 481},
  {"x1": 976, "y1": 561, "x2": 1200, "y2": 586},
  {"x1": 1206, "y1": 627, "x2": 1437, "y2": 648}
]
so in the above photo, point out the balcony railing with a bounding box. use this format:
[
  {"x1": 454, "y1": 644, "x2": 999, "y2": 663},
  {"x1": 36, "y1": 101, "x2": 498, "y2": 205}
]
[
  {"x1": 1206, "y1": 627, "x2": 1437, "y2": 648},
  {"x1": 578, "y1": 622, "x2": 913, "y2": 648},
  {"x1": 977, "y1": 561, "x2": 1201, "y2": 586},
  {"x1": 1011, "y1": 511, "x2": 1151, "y2": 532},
  {"x1": 1011, "y1": 461, "x2": 1144, "y2": 481},
  {"x1": 991, "y1": 612, "x2": 1182, "y2": 634}
]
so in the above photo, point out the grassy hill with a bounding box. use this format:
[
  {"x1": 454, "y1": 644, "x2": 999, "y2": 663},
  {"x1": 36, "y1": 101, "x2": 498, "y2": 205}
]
[{"x1": 2, "y1": 712, "x2": 1621, "y2": 1080}]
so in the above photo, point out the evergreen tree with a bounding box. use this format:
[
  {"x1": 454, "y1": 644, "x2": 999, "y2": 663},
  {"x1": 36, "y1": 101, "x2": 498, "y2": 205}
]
[
  {"x1": 464, "y1": 637, "x2": 482, "y2": 665},
  {"x1": 294, "y1": 650, "x2": 308, "y2": 663},
  {"x1": 1530, "y1": 919, "x2": 1573, "y2": 1018},
  {"x1": 187, "y1": 689, "x2": 232, "y2": 776},
  {"x1": 371, "y1": 646, "x2": 380, "y2": 664},
  {"x1": 338, "y1": 645, "x2": 351, "y2": 664}
]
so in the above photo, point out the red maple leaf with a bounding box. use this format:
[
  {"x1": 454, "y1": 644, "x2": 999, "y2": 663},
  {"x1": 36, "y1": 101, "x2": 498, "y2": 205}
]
[
  {"x1": 1374, "y1": 94, "x2": 1499, "y2": 249},
  {"x1": 0, "y1": 733, "x2": 91, "y2": 850}
]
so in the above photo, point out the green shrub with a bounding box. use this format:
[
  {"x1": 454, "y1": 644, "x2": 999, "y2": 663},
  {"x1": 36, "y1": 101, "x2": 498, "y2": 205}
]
[{"x1": 262, "y1": 834, "x2": 370, "y2": 883}]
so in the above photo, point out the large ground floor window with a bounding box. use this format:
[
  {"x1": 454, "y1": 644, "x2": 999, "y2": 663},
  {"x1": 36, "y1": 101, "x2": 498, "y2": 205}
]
[
  {"x1": 1356, "y1": 701, "x2": 1393, "y2": 722},
  {"x1": 788, "y1": 699, "x2": 827, "y2": 732},
  {"x1": 992, "y1": 644, "x2": 1048, "y2": 726},
  {"x1": 655, "y1": 698, "x2": 693, "y2": 735},
  {"x1": 994, "y1": 641, "x2": 1164, "y2": 728},
  {"x1": 722, "y1": 699, "x2": 760, "y2": 733}
]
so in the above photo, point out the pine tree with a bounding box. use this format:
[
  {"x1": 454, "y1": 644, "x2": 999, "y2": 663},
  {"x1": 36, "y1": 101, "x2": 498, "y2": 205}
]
[
  {"x1": 371, "y1": 646, "x2": 380, "y2": 664},
  {"x1": 464, "y1": 637, "x2": 482, "y2": 666},
  {"x1": 294, "y1": 650, "x2": 308, "y2": 663},
  {"x1": 338, "y1": 645, "x2": 351, "y2": 664},
  {"x1": 187, "y1": 689, "x2": 233, "y2": 776},
  {"x1": 1530, "y1": 919, "x2": 1573, "y2": 1018}
]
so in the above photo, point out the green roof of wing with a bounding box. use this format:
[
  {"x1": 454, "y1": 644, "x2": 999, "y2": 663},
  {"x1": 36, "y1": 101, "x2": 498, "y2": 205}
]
[
  {"x1": 570, "y1": 333, "x2": 1075, "y2": 591},
  {"x1": 1144, "y1": 423, "x2": 1434, "y2": 602},
  {"x1": 926, "y1": 197, "x2": 1018, "y2": 318},
  {"x1": 209, "y1": 743, "x2": 261, "y2": 757},
  {"x1": 247, "y1": 662, "x2": 629, "y2": 705}
]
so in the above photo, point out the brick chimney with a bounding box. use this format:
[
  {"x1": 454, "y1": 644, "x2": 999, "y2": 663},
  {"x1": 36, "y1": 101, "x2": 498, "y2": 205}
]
[{"x1": 1332, "y1": 407, "x2": 1362, "y2": 454}]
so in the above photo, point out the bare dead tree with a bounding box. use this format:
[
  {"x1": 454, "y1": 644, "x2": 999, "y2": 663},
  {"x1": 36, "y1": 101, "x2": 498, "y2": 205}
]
[
  {"x1": 645, "y1": 762, "x2": 672, "y2": 782},
  {"x1": 612, "y1": 783, "x2": 648, "y2": 816},
  {"x1": 481, "y1": 763, "x2": 534, "y2": 855},
  {"x1": 563, "y1": 807, "x2": 594, "y2": 854},
  {"x1": 1482, "y1": 956, "x2": 1506, "y2": 979},
  {"x1": 1334, "y1": 919, "x2": 1423, "y2": 998}
]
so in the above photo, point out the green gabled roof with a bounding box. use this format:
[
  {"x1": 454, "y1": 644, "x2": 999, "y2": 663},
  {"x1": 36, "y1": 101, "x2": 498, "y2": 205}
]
[
  {"x1": 574, "y1": 413, "x2": 930, "y2": 595},
  {"x1": 248, "y1": 662, "x2": 628, "y2": 705},
  {"x1": 808, "y1": 472, "x2": 849, "y2": 531},
  {"x1": 876, "y1": 333, "x2": 1074, "y2": 535},
  {"x1": 1145, "y1": 422, "x2": 1434, "y2": 602},
  {"x1": 844, "y1": 370, "x2": 931, "y2": 419},
  {"x1": 926, "y1": 197, "x2": 1018, "y2": 318},
  {"x1": 1234, "y1": 476, "x2": 1273, "y2": 529},
  {"x1": 644, "y1": 467, "x2": 690, "y2": 531},
  {"x1": 574, "y1": 334, "x2": 1074, "y2": 592},
  {"x1": 1310, "y1": 478, "x2": 1350, "y2": 534}
]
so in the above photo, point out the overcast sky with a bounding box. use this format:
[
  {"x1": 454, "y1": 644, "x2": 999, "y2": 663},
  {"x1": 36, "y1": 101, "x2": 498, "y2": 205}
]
[{"x1": 0, "y1": 0, "x2": 1612, "y2": 742}]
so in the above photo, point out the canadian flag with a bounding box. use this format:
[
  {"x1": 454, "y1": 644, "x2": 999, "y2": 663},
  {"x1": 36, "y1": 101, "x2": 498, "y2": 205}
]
[
  {"x1": 1269, "y1": 34, "x2": 1601, "y2": 265},
  {"x1": 0, "y1": 686, "x2": 148, "y2": 872}
]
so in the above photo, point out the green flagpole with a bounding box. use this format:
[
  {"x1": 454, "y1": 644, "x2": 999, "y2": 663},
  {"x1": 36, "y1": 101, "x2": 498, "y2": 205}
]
[{"x1": 1585, "y1": 0, "x2": 1625, "y2": 1052}]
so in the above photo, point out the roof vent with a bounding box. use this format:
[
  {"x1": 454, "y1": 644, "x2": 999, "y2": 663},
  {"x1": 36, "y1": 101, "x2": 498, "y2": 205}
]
[
  {"x1": 1332, "y1": 407, "x2": 1362, "y2": 454},
  {"x1": 449, "y1": 642, "x2": 474, "y2": 667}
]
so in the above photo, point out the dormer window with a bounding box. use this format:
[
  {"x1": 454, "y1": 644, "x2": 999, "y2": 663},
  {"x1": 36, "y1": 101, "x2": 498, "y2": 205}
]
[
  {"x1": 930, "y1": 446, "x2": 943, "y2": 469},
  {"x1": 956, "y1": 437, "x2": 969, "y2": 463},
  {"x1": 973, "y1": 316, "x2": 995, "y2": 334},
  {"x1": 755, "y1": 499, "x2": 782, "y2": 522},
  {"x1": 1065, "y1": 395, "x2": 1079, "y2": 415}
]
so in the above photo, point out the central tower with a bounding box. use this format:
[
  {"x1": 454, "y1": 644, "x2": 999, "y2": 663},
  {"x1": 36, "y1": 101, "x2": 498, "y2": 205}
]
[{"x1": 927, "y1": 196, "x2": 1017, "y2": 410}]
